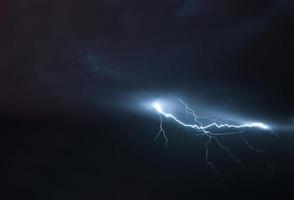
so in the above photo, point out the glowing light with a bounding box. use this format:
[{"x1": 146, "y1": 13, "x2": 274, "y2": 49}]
[
  {"x1": 151, "y1": 99, "x2": 273, "y2": 175},
  {"x1": 151, "y1": 100, "x2": 270, "y2": 131},
  {"x1": 248, "y1": 122, "x2": 269, "y2": 130},
  {"x1": 152, "y1": 102, "x2": 163, "y2": 113}
]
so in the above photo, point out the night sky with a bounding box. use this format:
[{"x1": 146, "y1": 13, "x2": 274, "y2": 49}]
[{"x1": 2, "y1": 0, "x2": 294, "y2": 199}]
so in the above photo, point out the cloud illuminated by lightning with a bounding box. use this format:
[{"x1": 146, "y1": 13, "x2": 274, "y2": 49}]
[
  {"x1": 151, "y1": 99, "x2": 273, "y2": 175},
  {"x1": 152, "y1": 101, "x2": 270, "y2": 130}
]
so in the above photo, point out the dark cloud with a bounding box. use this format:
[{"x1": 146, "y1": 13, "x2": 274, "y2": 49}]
[
  {"x1": 4, "y1": 0, "x2": 294, "y2": 119},
  {"x1": 3, "y1": 1, "x2": 294, "y2": 199}
]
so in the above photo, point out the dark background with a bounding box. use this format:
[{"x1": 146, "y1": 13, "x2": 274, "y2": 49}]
[{"x1": 2, "y1": 0, "x2": 294, "y2": 199}]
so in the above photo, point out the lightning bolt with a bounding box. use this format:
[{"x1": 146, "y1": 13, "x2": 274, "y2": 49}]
[{"x1": 152, "y1": 99, "x2": 272, "y2": 175}]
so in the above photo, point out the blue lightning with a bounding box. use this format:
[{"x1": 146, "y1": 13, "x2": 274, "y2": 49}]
[
  {"x1": 152, "y1": 101, "x2": 269, "y2": 131},
  {"x1": 152, "y1": 99, "x2": 272, "y2": 175}
]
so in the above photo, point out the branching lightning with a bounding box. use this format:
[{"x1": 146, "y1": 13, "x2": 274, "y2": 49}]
[{"x1": 152, "y1": 99, "x2": 272, "y2": 175}]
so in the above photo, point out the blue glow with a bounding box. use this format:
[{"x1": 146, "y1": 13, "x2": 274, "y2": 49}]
[
  {"x1": 151, "y1": 99, "x2": 273, "y2": 175},
  {"x1": 152, "y1": 101, "x2": 270, "y2": 130},
  {"x1": 152, "y1": 102, "x2": 269, "y2": 131}
]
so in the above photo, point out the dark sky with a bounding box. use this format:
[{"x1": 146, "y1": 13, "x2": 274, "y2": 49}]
[{"x1": 2, "y1": 0, "x2": 294, "y2": 199}]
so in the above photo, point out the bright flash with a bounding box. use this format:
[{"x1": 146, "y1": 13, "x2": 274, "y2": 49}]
[
  {"x1": 150, "y1": 98, "x2": 273, "y2": 175},
  {"x1": 152, "y1": 102, "x2": 163, "y2": 113},
  {"x1": 248, "y1": 122, "x2": 270, "y2": 130}
]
